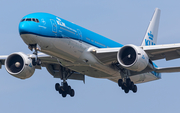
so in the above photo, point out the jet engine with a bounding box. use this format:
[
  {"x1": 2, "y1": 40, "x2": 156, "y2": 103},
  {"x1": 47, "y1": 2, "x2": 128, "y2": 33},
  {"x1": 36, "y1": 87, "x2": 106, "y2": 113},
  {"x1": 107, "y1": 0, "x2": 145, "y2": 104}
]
[
  {"x1": 5, "y1": 52, "x2": 35, "y2": 79},
  {"x1": 117, "y1": 44, "x2": 149, "y2": 72}
]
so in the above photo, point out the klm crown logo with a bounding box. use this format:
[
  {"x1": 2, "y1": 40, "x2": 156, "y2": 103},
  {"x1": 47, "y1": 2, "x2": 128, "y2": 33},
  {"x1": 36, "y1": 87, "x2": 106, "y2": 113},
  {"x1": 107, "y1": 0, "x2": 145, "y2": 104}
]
[{"x1": 148, "y1": 31, "x2": 153, "y2": 40}]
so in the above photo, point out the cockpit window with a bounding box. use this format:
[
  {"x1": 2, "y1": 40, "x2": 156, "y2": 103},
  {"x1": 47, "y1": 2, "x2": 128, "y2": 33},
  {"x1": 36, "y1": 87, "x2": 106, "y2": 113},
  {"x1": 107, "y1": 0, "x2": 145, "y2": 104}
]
[
  {"x1": 36, "y1": 19, "x2": 39, "y2": 23},
  {"x1": 21, "y1": 18, "x2": 39, "y2": 23},
  {"x1": 32, "y1": 18, "x2": 36, "y2": 22},
  {"x1": 21, "y1": 19, "x2": 25, "y2": 22},
  {"x1": 26, "y1": 18, "x2": 31, "y2": 21}
]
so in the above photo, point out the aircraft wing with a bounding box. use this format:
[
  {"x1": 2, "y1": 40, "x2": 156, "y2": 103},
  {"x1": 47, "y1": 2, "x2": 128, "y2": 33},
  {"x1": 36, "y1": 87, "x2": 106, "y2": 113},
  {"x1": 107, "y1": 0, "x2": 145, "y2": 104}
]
[
  {"x1": 89, "y1": 47, "x2": 120, "y2": 65},
  {"x1": 155, "y1": 67, "x2": 180, "y2": 73},
  {"x1": 90, "y1": 43, "x2": 180, "y2": 65},
  {"x1": 0, "y1": 53, "x2": 57, "y2": 69},
  {"x1": 0, "y1": 53, "x2": 85, "y2": 81}
]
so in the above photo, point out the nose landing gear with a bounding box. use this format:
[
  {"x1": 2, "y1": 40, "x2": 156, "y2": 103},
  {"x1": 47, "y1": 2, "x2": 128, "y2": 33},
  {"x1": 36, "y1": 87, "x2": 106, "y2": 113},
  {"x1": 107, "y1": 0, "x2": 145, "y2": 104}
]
[{"x1": 28, "y1": 44, "x2": 42, "y2": 66}]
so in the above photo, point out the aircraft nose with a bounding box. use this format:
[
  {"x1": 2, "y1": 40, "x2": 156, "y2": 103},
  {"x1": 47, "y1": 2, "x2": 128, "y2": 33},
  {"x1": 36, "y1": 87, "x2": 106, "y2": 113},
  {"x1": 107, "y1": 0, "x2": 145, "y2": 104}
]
[{"x1": 19, "y1": 22, "x2": 31, "y2": 35}]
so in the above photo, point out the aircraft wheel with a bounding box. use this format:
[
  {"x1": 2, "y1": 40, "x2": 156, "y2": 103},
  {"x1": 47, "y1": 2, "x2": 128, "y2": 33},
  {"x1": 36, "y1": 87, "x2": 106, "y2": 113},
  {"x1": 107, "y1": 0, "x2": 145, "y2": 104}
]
[
  {"x1": 129, "y1": 82, "x2": 134, "y2": 90},
  {"x1": 55, "y1": 83, "x2": 60, "y2": 91},
  {"x1": 124, "y1": 87, "x2": 129, "y2": 93},
  {"x1": 67, "y1": 86, "x2": 72, "y2": 94},
  {"x1": 118, "y1": 79, "x2": 123, "y2": 87},
  {"x1": 70, "y1": 89, "x2": 75, "y2": 97},
  {"x1": 58, "y1": 86, "x2": 63, "y2": 94},
  {"x1": 126, "y1": 78, "x2": 131, "y2": 87},
  {"x1": 62, "y1": 91, "x2": 67, "y2": 97},
  {"x1": 121, "y1": 83, "x2": 126, "y2": 90},
  {"x1": 132, "y1": 85, "x2": 137, "y2": 93}
]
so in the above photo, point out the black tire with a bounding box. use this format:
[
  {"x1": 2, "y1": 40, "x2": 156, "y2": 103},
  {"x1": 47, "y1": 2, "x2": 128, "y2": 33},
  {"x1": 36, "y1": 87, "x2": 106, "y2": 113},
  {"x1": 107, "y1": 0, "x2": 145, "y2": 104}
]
[
  {"x1": 70, "y1": 89, "x2": 75, "y2": 97},
  {"x1": 129, "y1": 82, "x2": 134, "y2": 90},
  {"x1": 124, "y1": 88, "x2": 129, "y2": 93},
  {"x1": 126, "y1": 78, "x2": 131, "y2": 87},
  {"x1": 67, "y1": 86, "x2": 71, "y2": 94},
  {"x1": 132, "y1": 85, "x2": 137, "y2": 93},
  {"x1": 58, "y1": 87, "x2": 63, "y2": 94},
  {"x1": 121, "y1": 83, "x2": 126, "y2": 90},
  {"x1": 55, "y1": 83, "x2": 60, "y2": 91},
  {"x1": 62, "y1": 91, "x2": 67, "y2": 97},
  {"x1": 118, "y1": 79, "x2": 123, "y2": 87}
]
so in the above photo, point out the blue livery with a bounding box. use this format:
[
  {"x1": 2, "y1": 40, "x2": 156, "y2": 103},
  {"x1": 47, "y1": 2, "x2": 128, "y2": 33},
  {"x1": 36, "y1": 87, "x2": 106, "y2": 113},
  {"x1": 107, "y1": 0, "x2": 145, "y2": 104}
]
[{"x1": 19, "y1": 13, "x2": 123, "y2": 48}]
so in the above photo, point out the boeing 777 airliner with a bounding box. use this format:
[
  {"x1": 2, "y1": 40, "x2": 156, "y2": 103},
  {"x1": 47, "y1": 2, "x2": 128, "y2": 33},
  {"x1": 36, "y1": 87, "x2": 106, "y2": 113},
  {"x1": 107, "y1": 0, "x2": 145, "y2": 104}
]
[{"x1": 1, "y1": 8, "x2": 180, "y2": 97}]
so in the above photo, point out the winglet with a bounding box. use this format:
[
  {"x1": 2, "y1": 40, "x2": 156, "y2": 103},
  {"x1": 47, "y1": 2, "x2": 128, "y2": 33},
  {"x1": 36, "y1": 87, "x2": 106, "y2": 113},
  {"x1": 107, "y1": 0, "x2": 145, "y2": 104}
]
[{"x1": 141, "y1": 8, "x2": 161, "y2": 46}]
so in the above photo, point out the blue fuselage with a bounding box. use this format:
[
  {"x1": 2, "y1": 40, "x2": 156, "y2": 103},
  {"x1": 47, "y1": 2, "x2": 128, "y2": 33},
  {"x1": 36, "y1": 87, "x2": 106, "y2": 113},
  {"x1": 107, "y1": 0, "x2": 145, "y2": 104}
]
[{"x1": 19, "y1": 13, "x2": 123, "y2": 48}]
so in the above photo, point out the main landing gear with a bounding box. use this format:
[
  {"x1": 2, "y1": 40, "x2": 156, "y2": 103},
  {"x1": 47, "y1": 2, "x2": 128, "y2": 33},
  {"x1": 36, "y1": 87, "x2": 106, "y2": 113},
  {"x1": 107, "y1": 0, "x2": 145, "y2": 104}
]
[
  {"x1": 55, "y1": 82, "x2": 75, "y2": 97},
  {"x1": 118, "y1": 78, "x2": 137, "y2": 93},
  {"x1": 55, "y1": 66, "x2": 75, "y2": 98}
]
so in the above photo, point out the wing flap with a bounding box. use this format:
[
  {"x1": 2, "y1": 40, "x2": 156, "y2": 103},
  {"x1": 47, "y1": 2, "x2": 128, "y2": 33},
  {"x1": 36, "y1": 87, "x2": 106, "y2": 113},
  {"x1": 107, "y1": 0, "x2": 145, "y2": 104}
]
[
  {"x1": 155, "y1": 67, "x2": 180, "y2": 73},
  {"x1": 141, "y1": 43, "x2": 180, "y2": 61}
]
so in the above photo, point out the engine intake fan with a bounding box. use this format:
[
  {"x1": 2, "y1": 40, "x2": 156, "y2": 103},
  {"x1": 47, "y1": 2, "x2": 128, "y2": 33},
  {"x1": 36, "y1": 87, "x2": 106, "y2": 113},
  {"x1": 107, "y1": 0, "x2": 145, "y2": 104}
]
[{"x1": 117, "y1": 44, "x2": 149, "y2": 72}]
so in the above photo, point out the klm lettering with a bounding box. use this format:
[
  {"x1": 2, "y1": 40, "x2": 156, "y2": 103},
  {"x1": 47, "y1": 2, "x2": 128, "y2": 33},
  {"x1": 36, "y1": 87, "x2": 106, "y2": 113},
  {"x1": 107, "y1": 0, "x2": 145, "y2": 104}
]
[
  {"x1": 145, "y1": 39, "x2": 155, "y2": 45},
  {"x1": 145, "y1": 31, "x2": 155, "y2": 46}
]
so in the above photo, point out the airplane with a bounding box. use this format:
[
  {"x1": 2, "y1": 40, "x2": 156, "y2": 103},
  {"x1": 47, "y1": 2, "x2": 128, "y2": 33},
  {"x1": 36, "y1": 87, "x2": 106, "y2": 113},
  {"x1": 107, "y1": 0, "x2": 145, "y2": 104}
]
[{"x1": 1, "y1": 8, "x2": 180, "y2": 98}]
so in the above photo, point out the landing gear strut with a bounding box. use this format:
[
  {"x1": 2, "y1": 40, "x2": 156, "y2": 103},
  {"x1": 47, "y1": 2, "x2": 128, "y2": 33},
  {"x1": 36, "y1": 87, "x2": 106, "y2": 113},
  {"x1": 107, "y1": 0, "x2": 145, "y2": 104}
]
[
  {"x1": 118, "y1": 78, "x2": 137, "y2": 93},
  {"x1": 29, "y1": 44, "x2": 41, "y2": 66}
]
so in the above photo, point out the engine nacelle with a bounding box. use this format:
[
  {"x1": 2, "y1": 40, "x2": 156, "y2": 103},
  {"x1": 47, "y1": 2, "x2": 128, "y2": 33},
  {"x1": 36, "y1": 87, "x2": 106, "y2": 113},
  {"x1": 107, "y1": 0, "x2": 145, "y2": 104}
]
[
  {"x1": 5, "y1": 52, "x2": 35, "y2": 79},
  {"x1": 117, "y1": 44, "x2": 149, "y2": 72}
]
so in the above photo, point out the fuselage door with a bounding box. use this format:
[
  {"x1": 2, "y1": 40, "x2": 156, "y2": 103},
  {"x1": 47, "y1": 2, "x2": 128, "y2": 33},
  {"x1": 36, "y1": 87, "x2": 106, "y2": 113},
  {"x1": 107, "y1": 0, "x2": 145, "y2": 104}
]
[
  {"x1": 50, "y1": 19, "x2": 57, "y2": 33},
  {"x1": 77, "y1": 29, "x2": 82, "y2": 42}
]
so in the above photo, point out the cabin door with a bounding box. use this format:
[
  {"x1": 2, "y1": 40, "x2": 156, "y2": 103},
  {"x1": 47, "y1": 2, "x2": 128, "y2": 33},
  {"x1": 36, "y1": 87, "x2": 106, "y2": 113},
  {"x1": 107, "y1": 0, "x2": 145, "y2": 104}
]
[{"x1": 50, "y1": 19, "x2": 57, "y2": 33}]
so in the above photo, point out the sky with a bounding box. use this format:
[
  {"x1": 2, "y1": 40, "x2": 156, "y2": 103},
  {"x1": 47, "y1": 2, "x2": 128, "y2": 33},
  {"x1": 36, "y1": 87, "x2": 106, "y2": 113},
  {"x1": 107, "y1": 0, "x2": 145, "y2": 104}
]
[{"x1": 0, "y1": 0, "x2": 180, "y2": 113}]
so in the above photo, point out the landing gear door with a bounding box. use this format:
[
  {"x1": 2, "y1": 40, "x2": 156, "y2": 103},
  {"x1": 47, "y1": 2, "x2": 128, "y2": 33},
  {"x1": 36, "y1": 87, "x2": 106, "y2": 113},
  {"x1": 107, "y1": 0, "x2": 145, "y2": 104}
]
[{"x1": 50, "y1": 19, "x2": 57, "y2": 33}]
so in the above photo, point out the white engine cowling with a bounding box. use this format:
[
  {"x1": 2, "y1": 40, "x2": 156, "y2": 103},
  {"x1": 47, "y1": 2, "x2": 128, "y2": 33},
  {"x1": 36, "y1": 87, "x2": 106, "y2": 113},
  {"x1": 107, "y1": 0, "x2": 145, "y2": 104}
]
[
  {"x1": 5, "y1": 52, "x2": 35, "y2": 79},
  {"x1": 117, "y1": 44, "x2": 149, "y2": 72}
]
